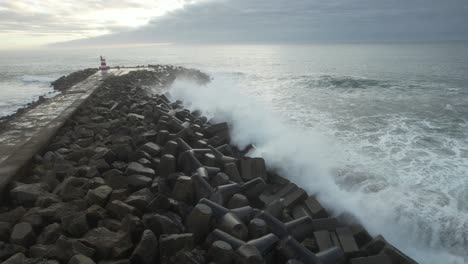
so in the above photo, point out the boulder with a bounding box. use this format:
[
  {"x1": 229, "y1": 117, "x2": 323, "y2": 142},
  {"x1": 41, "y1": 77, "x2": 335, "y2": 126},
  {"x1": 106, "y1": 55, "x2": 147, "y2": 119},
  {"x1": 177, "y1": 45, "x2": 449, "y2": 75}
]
[
  {"x1": 68, "y1": 254, "x2": 96, "y2": 264},
  {"x1": 53, "y1": 235, "x2": 95, "y2": 262},
  {"x1": 9, "y1": 183, "x2": 47, "y2": 206},
  {"x1": 62, "y1": 212, "x2": 89, "y2": 237},
  {"x1": 106, "y1": 200, "x2": 138, "y2": 220},
  {"x1": 0, "y1": 221, "x2": 12, "y2": 242},
  {"x1": 0, "y1": 207, "x2": 26, "y2": 223},
  {"x1": 10, "y1": 222, "x2": 35, "y2": 247},
  {"x1": 58, "y1": 177, "x2": 87, "y2": 202},
  {"x1": 2, "y1": 252, "x2": 26, "y2": 264},
  {"x1": 37, "y1": 223, "x2": 62, "y2": 244},
  {"x1": 124, "y1": 188, "x2": 154, "y2": 212},
  {"x1": 125, "y1": 162, "x2": 155, "y2": 178},
  {"x1": 142, "y1": 213, "x2": 184, "y2": 236},
  {"x1": 159, "y1": 233, "x2": 195, "y2": 258},
  {"x1": 127, "y1": 175, "x2": 152, "y2": 190},
  {"x1": 140, "y1": 142, "x2": 161, "y2": 157},
  {"x1": 129, "y1": 229, "x2": 158, "y2": 264},
  {"x1": 86, "y1": 205, "x2": 107, "y2": 225},
  {"x1": 86, "y1": 185, "x2": 113, "y2": 207},
  {"x1": 81, "y1": 227, "x2": 125, "y2": 259},
  {"x1": 39, "y1": 202, "x2": 79, "y2": 222},
  {"x1": 102, "y1": 170, "x2": 127, "y2": 189}
]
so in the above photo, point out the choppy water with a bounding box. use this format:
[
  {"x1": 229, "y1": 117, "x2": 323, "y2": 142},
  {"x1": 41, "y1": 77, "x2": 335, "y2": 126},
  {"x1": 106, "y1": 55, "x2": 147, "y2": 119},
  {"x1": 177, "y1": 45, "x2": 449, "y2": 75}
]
[{"x1": 1, "y1": 43, "x2": 467, "y2": 263}]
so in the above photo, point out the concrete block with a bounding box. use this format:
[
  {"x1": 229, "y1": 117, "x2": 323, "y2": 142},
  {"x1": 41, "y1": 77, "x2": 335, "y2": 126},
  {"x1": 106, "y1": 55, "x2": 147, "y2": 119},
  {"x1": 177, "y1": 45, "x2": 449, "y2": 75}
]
[
  {"x1": 304, "y1": 196, "x2": 328, "y2": 219},
  {"x1": 314, "y1": 230, "x2": 333, "y2": 252},
  {"x1": 248, "y1": 218, "x2": 269, "y2": 239},
  {"x1": 208, "y1": 240, "x2": 233, "y2": 264},
  {"x1": 224, "y1": 162, "x2": 243, "y2": 183},
  {"x1": 172, "y1": 176, "x2": 194, "y2": 204},
  {"x1": 186, "y1": 204, "x2": 213, "y2": 242},
  {"x1": 336, "y1": 227, "x2": 359, "y2": 254}
]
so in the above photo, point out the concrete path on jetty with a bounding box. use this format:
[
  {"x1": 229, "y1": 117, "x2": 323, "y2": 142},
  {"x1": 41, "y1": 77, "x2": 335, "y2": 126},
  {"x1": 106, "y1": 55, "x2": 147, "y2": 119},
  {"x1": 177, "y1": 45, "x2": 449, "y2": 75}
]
[{"x1": 0, "y1": 69, "x2": 131, "y2": 191}]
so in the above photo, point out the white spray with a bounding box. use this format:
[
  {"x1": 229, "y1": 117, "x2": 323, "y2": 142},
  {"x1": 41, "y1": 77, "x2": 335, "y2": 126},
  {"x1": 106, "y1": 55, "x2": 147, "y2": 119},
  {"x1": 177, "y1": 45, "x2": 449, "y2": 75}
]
[{"x1": 168, "y1": 75, "x2": 466, "y2": 264}]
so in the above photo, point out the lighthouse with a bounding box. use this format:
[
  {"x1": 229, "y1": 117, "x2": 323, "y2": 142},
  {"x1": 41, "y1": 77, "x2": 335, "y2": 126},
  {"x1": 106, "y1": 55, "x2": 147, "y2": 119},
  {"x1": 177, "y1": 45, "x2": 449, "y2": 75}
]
[{"x1": 99, "y1": 56, "x2": 110, "y2": 72}]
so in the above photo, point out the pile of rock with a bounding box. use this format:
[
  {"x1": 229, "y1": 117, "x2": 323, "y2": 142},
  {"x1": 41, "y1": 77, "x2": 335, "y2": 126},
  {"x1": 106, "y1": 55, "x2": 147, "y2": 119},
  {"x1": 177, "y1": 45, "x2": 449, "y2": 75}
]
[
  {"x1": 0, "y1": 67, "x2": 417, "y2": 264},
  {"x1": 51, "y1": 68, "x2": 99, "y2": 92}
]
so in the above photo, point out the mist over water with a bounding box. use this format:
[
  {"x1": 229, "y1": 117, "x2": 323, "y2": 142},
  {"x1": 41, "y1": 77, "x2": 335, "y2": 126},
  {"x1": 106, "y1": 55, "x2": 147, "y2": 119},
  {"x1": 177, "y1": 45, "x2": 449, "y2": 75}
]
[{"x1": 1, "y1": 43, "x2": 467, "y2": 263}]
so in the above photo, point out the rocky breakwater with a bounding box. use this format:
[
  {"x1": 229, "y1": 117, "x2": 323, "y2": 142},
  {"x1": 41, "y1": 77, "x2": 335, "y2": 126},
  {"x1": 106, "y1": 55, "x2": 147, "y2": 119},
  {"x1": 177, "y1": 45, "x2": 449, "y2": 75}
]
[
  {"x1": 51, "y1": 68, "x2": 99, "y2": 92},
  {"x1": 0, "y1": 67, "x2": 417, "y2": 264}
]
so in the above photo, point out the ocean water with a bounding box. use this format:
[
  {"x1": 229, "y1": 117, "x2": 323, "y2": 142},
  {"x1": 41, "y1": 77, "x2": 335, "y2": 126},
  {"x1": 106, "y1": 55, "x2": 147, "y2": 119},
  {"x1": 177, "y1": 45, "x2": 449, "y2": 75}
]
[{"x1": 1, "y1": 43, "x2": 467, "y2": 263}]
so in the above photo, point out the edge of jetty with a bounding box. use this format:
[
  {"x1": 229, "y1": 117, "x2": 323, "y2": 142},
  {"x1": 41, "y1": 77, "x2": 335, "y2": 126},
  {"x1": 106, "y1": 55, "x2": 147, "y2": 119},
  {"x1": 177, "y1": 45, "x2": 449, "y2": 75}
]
[{"x1": 0, "y1": 66, "x2": 417, "y2": 264}]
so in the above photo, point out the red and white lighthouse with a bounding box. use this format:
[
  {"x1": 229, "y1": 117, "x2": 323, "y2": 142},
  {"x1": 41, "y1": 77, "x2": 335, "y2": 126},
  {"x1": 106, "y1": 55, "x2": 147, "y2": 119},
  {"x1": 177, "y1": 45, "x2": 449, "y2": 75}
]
[{"x1": 99, "y1": 56, "x2": 110, "y2": 71}]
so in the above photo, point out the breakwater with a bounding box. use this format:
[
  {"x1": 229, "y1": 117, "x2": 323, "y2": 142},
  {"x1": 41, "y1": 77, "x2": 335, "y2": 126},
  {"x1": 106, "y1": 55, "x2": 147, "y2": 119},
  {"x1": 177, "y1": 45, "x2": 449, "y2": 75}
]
[{"x1": 0, "y1": 66, "x2": 417, "y2": 264}]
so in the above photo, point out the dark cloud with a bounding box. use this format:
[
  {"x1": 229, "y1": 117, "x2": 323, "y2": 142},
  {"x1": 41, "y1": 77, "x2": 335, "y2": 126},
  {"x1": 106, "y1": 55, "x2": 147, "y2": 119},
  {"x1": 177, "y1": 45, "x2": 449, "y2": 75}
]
[{"x1": 54, "y1": 0, "x2": 468, "y2": 46}]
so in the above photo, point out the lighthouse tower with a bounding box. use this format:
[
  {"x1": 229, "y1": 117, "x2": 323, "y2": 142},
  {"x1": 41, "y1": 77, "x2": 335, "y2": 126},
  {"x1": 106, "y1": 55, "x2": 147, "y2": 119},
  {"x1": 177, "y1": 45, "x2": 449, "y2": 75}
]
[{"x1": 99, "y1": 56, "x2": 110, "y2": 72}]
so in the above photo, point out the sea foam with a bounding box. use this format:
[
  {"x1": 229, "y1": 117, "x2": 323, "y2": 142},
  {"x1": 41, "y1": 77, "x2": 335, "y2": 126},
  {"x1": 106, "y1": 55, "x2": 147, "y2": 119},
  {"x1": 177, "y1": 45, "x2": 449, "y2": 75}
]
[{"x1": 167, "y1": 74, "x2": 466, "y2": 264}]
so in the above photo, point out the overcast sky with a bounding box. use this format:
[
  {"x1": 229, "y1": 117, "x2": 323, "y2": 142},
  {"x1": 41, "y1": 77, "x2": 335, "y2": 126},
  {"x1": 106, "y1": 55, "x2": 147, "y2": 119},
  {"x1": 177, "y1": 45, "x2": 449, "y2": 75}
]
[{"x1": 1, "y1": 0, "x2": 467, "y2": 49}]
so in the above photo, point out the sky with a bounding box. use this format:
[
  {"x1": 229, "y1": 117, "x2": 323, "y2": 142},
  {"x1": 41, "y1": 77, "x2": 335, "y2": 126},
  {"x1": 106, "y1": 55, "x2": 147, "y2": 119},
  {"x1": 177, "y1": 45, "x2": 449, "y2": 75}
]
[{"x1": 0, "y1": 0, "x2": 467, "y2": 49}]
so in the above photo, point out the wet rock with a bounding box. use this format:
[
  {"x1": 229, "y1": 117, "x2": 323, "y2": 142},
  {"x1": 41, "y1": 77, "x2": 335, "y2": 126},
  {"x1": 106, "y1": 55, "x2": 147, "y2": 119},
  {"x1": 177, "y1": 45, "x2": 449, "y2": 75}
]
[
  {"x1": 92, "y1": 147, "x2": 117, "y2": 165},
  {"x1": 109, "y1": 189, "x2": 129, "y2": 202},
  {"x1": 0, "y1": 221, "x2": 12, "y2": 241},
  {"x1": 147, "y1": 193, "x2": 171, "y2": 212},
  {"x1": 86, "y1": 205, "x2": 107, "y2": 226},
  {"x1": 35, "y1": 193, "x2": 61, "y2": 208},
  {"x1": 125, "y1": 162, "x2": 155, "y2": 178},
  {"x1": 39, "y1": 202, "x2": 79, "y2": 222},
  {"x1": 68, "y1": 254, "x2": 96, "y2": 264},
  {"x1": 0, "y1": 242, "x2": 22, "y2": 261},
  {"x1": 81, "y1": 227, "x2": 125, "y2": 259},
  {"x1": 98, "y1": 219, "x2": 121, "y2": 232},
  {"x1": 142, "y1": 213, "x2": 184, "y2": 236},
  {"x1": 86, "y1": 185, "x2": 113, "y2": 207},
  {"x1": 53, "y1": 235, "x2": 95, "y2": 262},
  {"x1": 37, "y1": 223, "x2": 62, "y2": 244},
  {"x1": 124, "y1": 188, "x2": 154, "y2": 212},
  {"x1": 0, "y1": 207, "x2": 26, "y2": 223},
  {"x1": 58, "y1": 177, "x2": 87, "y2": 202},
  {"x1": 10, "y1": 183, "x2": 47, "y2": 206},
  {"x1": 29, "y1": 244, "x2": 55, "y2": 258},
  {"x1": 2, "y1": 252, "x2": 26, "y2": 264},
  {"x1": 110, "y1": 235, "x2": 133, "y2": 259},
  {"x1": 62, "y1": 212, "x2": 89, "y2": 237},
  {"x1": 121, "y1": 215, "x2": 144, "y2": 242},
  {"x1": 159, "y1": 233, "x2": 195, "y2": 258},
  {"x1": 127, "y1": 174, "x2": 152, "y2": 190},
  {"x1": 10, "y1": 222, "x2": 35, "y2": 247},
  {"x1": 106, "y1": 200, "x2": 138, "y2": 220},
  {"x1": 102, "y1": 169, "x2": 127, "y2": 189},
  {"x1": 129, "y1": 229, "x2": 158, "y2": 264},
  {"x1": 89, "y1": 159, "x2": 110, "y2": 173},
  {"x1": 76, "y1": 138, "x2": 94, "y2": 148},
  {"x1": 140, "y1": 142, "x2": 161, "y2": 157}
]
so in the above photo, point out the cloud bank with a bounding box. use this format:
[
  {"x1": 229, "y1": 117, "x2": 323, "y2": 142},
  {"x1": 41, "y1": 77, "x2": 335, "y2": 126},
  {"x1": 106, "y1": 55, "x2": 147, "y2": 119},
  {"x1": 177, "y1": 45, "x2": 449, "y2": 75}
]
[
  {"x1": 0, "y1": 0, "x2": 199, "y2": 49},
  {"x1": 54, "y1": 0, "x2": 468, "y2": 46}
]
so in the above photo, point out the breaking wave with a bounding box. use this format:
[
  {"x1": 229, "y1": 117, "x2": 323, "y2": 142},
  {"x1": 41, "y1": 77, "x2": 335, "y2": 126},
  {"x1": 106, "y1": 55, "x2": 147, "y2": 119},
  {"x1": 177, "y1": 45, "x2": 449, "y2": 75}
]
[
  {"x1": 20, "y1": 75, "x2": 55, "y2": 84},
  {"x1": 168, "y1": 75, "x2": 467, "y2": 264},
  {"x1": 296, "y1": 75, "x2": 390, "y2": 89}
]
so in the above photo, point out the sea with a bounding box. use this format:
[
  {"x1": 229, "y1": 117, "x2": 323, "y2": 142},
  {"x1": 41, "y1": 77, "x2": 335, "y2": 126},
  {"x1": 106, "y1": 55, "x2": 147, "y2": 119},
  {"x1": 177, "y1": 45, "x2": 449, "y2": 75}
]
[{"x1": 1, "y1": 43, "x2": 467, "y2": 263}]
